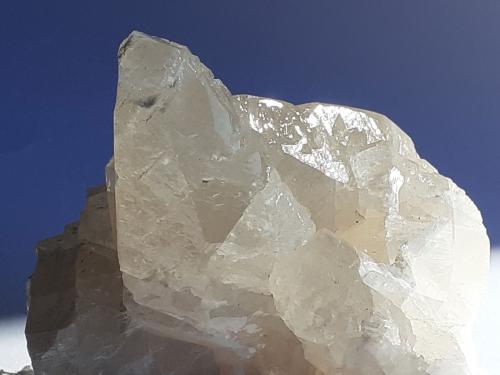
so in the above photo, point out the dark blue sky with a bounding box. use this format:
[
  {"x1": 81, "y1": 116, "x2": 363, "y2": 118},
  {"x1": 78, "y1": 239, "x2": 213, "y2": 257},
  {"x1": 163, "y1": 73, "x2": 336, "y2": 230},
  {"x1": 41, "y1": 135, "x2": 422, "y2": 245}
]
[{"x1": 1, "y1": 0, "x2": 499, "y2": 317}]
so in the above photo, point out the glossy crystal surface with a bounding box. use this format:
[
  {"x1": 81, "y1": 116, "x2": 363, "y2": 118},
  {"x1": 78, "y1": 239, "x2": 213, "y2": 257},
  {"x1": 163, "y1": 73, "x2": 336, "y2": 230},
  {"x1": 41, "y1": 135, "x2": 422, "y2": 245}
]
[{"x1": 26, "y1": 31, "x2": 490, "y2": 375}]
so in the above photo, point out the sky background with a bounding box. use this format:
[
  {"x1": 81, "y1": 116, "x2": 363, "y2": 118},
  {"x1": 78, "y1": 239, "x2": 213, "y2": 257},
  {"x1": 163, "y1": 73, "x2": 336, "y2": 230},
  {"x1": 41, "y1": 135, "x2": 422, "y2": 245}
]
[{"x1": 1, "y1": 0, "x2": 499, "y2": 319}]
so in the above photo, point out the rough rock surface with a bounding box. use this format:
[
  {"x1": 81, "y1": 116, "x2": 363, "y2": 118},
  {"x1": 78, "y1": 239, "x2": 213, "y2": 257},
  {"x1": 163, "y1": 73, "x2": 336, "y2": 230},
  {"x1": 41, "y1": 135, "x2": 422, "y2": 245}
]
[{"x1": 26, "y1": 31, "x2": 489, "y2": 374}]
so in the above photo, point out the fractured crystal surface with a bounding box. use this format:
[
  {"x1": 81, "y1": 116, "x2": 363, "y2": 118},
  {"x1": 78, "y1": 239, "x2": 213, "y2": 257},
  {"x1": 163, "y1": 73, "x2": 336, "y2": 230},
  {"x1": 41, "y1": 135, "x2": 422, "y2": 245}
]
[{"x1": 26, "y1": 31, "x2": 490, "y2": 375}]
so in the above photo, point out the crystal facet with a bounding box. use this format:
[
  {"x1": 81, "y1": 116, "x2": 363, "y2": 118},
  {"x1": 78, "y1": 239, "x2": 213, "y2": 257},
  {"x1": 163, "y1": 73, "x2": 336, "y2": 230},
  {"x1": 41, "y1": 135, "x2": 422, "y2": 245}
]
[{"x1": 26, "y1": 31, "x2": 489, "y2": 375}]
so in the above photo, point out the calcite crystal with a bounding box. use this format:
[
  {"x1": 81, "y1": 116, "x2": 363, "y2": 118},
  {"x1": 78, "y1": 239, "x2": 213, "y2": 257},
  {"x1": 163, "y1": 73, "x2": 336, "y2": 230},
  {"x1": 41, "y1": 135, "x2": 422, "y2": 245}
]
[
  {"x1": 26, "y1": 187, "x2": 219, "y2": 374},
  {"x1": 26, "y1": 31, "x2": 489, "y2": 375}
]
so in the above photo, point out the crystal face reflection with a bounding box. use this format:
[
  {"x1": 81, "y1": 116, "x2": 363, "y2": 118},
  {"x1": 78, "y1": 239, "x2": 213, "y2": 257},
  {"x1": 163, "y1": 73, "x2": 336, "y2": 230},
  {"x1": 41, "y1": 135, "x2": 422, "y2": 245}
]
[{"x1": 26, "y1": 31, "x2": 490, "y2": 375}]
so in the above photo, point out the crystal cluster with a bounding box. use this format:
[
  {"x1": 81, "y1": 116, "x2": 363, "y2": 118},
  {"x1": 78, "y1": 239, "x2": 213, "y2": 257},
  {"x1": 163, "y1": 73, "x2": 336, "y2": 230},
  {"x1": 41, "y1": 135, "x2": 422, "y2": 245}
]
[{"x1": 26, "y1": 32, "x2": 489, "y2": 374}]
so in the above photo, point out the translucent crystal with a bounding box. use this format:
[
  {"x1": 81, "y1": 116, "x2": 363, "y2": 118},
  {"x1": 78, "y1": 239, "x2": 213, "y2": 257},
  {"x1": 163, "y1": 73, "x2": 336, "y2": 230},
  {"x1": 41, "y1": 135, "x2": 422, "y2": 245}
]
[
  {"x1": 27, "y1": 31, "x2": 489, "y2": 375},
  {"x1": 112, "y1": 31, "x2": 489, "y2": 374}
]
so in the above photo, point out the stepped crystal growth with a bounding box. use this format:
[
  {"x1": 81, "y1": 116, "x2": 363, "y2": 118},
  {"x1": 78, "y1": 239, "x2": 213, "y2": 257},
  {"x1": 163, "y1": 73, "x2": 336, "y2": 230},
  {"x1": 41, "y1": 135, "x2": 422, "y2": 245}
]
[{"x1": 26, "y1": 32, "x2": 489, "y2": 375}]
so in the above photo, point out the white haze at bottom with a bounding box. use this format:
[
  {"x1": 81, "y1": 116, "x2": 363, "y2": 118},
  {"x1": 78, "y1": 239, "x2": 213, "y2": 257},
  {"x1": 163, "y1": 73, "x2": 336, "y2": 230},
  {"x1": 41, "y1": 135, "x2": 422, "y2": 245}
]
[
  {"x1": 1, "y1": 251, "x2": 499, "y2": 373},
  {"x1": 0, "y1": 317, "x2": 30, "y2": 372}
]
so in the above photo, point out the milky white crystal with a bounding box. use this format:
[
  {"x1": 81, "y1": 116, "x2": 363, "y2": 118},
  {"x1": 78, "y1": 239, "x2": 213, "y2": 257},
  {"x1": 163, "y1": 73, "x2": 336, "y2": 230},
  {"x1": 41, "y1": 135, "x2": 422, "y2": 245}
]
[{"x1": 109, "y1": 31, "x2": 490, "y2": 374}]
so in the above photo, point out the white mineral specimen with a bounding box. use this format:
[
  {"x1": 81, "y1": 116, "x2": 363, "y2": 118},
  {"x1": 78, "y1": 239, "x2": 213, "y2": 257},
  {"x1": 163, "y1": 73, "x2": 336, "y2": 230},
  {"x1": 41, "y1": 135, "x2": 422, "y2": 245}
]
[
  {"x1": 31, "y1": 30, "x2": 490, "y2": 375},
  {"x1": 111, "y1": 31, "x2": 490, "y2": 374}
]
